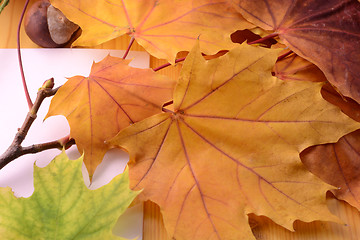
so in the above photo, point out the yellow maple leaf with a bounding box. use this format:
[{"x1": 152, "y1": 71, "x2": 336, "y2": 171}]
[
  {"x1": 50, "y1": 0, "x2": 253, "y2": 63},
  {"x1": 109, "y1": 43, "x2": 360, "y2": 240}
]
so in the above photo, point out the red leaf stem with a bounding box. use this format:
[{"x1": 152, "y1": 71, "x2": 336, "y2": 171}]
[
  {"x1": 247, "y1": 32, "x2": 278, "y2": 45},
  {"x1": 17, "y1": 0, "x2": 33, "y2": 110},
  {"x1": 122, "y1": 36, "x2": 135, "y2": 59},
  {"x1": 277, "y1": 50, "x2": 293, "y2": 61},
  {"x1": 153, "y1": 57, "x2": 186, "y2": 72}
]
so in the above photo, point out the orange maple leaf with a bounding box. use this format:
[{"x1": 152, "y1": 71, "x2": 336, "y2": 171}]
[
  {"x1": 274, "y1": 53, "x2": 327, "y2": 83},
  {"x1": 109, "y1": 43, "x2": 360, "y2": 240},
  {"x1": 274, "y1": 52, "x2": 360, "y2": 211},
  {"x1": 229, "y1": 0, "x2": 360, "y2": 103},
  {"x1": 50, "y1": 0, "x2": 253, "y2": 63},
  {"x1": 46, "y1": 55, "x2": 175, "y2": 175}
]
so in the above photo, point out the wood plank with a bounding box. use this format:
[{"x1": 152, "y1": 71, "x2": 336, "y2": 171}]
[{"x1": 143, "y1": 201, "x2": 169, "y2": 240}]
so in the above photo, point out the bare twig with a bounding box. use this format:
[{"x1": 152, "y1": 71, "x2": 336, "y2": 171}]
[
  {"x1": 0, "y1": 79, "x2": 75, "y2": 169},
  {"x1": 21, "y1": 138, "x2": 75, "y2": 156},
  {"x1": 17, "y1": 0, "x2": 33, "y2": 109}
]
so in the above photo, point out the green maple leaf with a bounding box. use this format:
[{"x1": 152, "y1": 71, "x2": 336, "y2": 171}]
[
  {"x1": 0, "y1": 0, "x2": 9, "y2": 14},
  {"x1": 0, "y1": 151, "x2": 139, "y2": 240}
]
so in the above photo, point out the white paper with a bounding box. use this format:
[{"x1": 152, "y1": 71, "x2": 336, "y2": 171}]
[{"x1": 0, "y1": 48, "x2": 148, "y2": 239}]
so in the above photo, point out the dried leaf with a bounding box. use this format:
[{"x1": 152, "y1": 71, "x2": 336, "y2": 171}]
[
  {"x1": 302, "y1": 130, "x2": 360, "y2": 211},
  {"x1": 109, "y1": 43, "x2": 360, "y2": 240},
  {"x1": 302, "y1": 84, "x2": 360, "y2": 211},
  {"x1": 274, "y1": 53, "x2": 360, "y2": 211},
  {"x1": 50, "y1": 0, "x2": 253, "y2": 63},
  {"x1": 0, "y1": 151, "x2": 138, "y2": 240},
  {"x1": 321, "y1": 84, "x2": 360, "y2": 122},
  {"x1": 46, "y1": 55, "x2": 175, "y2": 174},
  {"x1": 274, "y1": 53, "x2": 327, "y2": 83},
  {"x1": 230, "y1": 0, "x2": 360, "y2": 103}
]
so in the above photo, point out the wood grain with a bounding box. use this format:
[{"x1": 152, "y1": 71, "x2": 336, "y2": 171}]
[{"x1": 1, "y1": 0, "x2": 360, "y2": 239}]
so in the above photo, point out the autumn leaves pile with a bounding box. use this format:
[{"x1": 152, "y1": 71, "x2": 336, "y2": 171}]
[{"x1": 3, "y1": 0, "x2": 360, "y2": 240}]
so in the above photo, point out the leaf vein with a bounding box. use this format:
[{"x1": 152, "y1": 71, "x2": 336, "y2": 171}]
[
  {"x1": 133, "y1": 118, "x2": 173, "y2": 189},
  {"x1": 141, "y1": 2, "x2": 227, "y2": 33},
  {"x1": 176, "y1": 120, "x2": 221, "y2": 239}
]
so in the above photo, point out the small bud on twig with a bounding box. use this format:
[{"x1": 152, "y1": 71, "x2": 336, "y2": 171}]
[{"x1": 40, "y1": 77, "x2": 55, "y2": 90}]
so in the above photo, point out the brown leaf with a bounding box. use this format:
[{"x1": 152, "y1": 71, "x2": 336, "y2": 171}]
[
  {"x1": 301, "y1": 130, "x2": 360, "y2": 211},
  {"x1": 229, "y1": 0, "x2": 360, "y2": 103},
  {"x1": 321, "y1": 83, "x2": 360, "y2": 122},
  {"x1": 46, "y1": 55, "x2": 175, "y2": 174},
  {"x1": 302, "y1": 84, "x2": 360, "y2": 211},
  {"x1": 109, "y1": 43, "x2": 360, "y2": 240},
  {"x1": 50, "y1": 0, "x2": 253, "y2": 63}
]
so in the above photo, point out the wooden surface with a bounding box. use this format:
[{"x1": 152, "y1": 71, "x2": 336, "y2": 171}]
[{"x1": 1, "y1": 1, "x2": 360, "y2": 239}]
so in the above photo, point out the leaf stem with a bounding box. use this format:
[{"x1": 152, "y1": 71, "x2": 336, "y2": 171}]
[
  {"x1": 153, "y1": 57, "x2": 186, "y2": 72},
  {"x1": 122, "y1": 36, "x2": 135, "y2": 59},
  {"x1": 0, "y1": 79, "x2": 75, "y2": 169},
  {"x1": 277, "y1": 50, "x2": 293, "y2": 61},
  {"x1": 17, "y1": 0, "x2": 32, "y2": 109},
  {"x1": 247, "y1": 32, "x2": 278, "y2": 45},
  {"x1": 162, "y1": 100, "x2": 173, "y2": 108},
  {"x1": 162, "y1": 108, "x2": 174, "y2": 114}
]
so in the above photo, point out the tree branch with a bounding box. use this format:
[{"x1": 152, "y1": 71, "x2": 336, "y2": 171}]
[
  {"x1": 0, "y1": 78, "x2": 75, "y2": 169},
  {"x1": 21, "y1": 138, "x2": 75, "y2": 156}
]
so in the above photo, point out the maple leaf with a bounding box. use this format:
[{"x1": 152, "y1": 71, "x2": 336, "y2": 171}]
[
  {"x1": 274, "y1": 53, "x2": 327, "y2": 83},
  {"x1": 0, "y1": 0, "x2": 9, "y2": 14},
  {"x1": 302, "y1": 84, "x2": 360, "y2": 211},
  {"x1": 0, "y1": 151, "x2": 138, "y2": 240},
  {"x1": 46, "y1": 55, "x2": 175, "y2": 175},
  {"x1": 108, "y1": 43, "x2": 360, "y2": 240},
  {"x1": 50, "y1": 0, "x2": 253, "y2": 63},
  {"x1": 229, "y1": 0, "x2": 360, "y2": 103},
  {"x1": 274, "y1": 53, "x2": 360, "y2": 211},
  {"x1": 302, "y1": 130, "x2": 360, "y2": 212}
]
